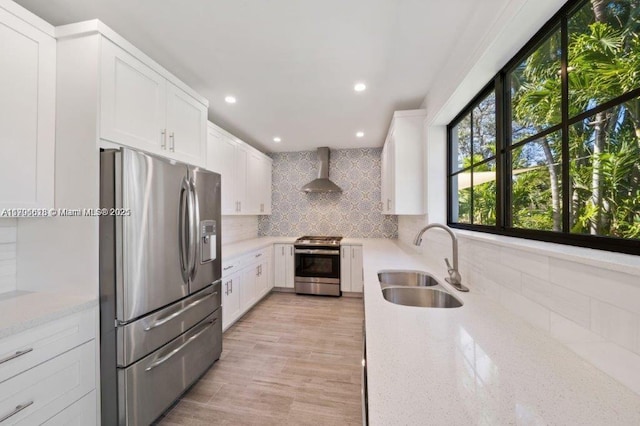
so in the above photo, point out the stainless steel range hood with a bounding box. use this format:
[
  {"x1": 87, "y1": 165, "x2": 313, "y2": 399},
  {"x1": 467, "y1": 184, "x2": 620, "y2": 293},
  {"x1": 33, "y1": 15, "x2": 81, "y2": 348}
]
[{"x1": 301, "y1": 147, "x2": 342, "y2": 193}]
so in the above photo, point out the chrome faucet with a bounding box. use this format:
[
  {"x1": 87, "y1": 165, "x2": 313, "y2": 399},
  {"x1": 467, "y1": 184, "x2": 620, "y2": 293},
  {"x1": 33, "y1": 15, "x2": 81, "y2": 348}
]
[{"x1": 413, "y1": 223, "x2": 469, "y2": 292}]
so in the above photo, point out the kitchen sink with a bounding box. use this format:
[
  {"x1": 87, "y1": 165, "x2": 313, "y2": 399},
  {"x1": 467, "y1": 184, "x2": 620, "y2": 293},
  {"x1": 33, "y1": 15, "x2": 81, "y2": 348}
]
[
  {"x1": 381, "y1": 287, "x2": 463, "y2": 308},
  {"x1": 377, "y1": 270, "x2": 439, "y2": 288}
]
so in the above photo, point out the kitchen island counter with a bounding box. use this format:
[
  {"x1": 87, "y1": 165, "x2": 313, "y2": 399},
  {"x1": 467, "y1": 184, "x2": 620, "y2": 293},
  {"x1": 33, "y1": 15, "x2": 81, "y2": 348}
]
[{"x1": 361, "y1": 239, "x2": 640, "y2": 425}]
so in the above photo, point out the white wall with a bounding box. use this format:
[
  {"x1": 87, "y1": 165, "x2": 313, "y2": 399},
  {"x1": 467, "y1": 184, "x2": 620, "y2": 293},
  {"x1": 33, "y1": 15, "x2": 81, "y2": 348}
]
[
  {"x1": 0, "y1": 219, "x2": 17, "y2": 293},
  {"x1": 222, "y1": 216, "x2": 259, "y2": 245},
  {"x1": 403, "y1": 0, "x2": 640, "y2": 395}
]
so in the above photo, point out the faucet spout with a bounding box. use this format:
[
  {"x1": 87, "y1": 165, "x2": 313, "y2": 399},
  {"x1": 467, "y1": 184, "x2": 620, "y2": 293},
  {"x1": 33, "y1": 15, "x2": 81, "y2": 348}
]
[{"x1": 413, "y1": 223, "x2": 469, "y2": 292}]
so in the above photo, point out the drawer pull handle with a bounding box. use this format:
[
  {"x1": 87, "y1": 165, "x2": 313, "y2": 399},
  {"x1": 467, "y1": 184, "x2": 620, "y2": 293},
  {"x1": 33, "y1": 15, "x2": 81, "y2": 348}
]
[
  {"x1": 0, "y1": 348, "x2": 33, "y2": 365},
  {"x1": 0, "y1": 401, "x2": 34, "y2": 422},
  {"x1": 223, "y1": 266, "x2": 233, "y2": 271},
  {"x1": 145, "y1": 319, "x2": 215, "y2": 371},
  {"x1": 144, "y1": 292, "x2": 215, "y2": 331},
  {"x1": 255, "y1": 253, "x2": 262, "y2": 258}
]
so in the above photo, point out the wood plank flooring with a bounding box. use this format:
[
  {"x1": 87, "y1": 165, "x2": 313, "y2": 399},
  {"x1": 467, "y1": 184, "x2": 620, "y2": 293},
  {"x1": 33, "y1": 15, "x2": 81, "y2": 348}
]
[{"x1": 156, "y1": 292, "x2": 364, "y2": 425}]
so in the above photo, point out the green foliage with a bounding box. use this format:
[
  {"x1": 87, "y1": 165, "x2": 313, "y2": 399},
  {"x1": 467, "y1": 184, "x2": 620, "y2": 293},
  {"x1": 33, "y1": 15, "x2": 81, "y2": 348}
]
[{"x1": 506, "y1": 1, "x2": 640, "y2": 240}]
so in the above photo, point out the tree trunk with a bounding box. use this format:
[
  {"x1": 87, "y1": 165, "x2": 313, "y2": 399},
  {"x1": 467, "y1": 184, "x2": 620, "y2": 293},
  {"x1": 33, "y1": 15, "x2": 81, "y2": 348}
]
[
  {"x1": 590, "y1": 113, "x2": 606, "y2": 234},
  {"x1": 541, "y1": 138, "x2": 562, "y2": 231},
  {"x1": 591, "y1": 0, "x2": 606, "y2": 22}
]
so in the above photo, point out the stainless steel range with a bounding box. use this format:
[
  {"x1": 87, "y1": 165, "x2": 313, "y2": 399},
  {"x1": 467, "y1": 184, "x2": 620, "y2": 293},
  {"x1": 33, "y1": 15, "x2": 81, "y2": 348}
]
[{"x1": 294, "y1": 236, "x2": 343, "y2": 296}]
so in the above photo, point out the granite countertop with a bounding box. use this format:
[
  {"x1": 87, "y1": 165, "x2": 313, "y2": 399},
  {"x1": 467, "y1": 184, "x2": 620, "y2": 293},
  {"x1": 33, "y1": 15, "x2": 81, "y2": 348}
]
[
  {"x1": 0, "y1": 291, "x2": 97, "y2": 339},
  {"x1": 361, "y1": 239, "x2": 640, "y2": 425}
]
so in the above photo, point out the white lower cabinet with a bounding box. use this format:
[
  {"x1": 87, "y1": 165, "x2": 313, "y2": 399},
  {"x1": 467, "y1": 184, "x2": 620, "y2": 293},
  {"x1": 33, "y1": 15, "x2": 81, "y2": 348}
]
[
  {"x1": 221, "y1": 248, "x2": 272, "y2": 331},
  {"x1": 42, "y1": 390, "x2": 96, "y2": 426},
  {"x1": 222, "y1": 271, "x2": 241, "y2": 331},
  {"x1": 273, "y1": 244, "x2": 295, "y2": 288},
  {"x1": 0, "y1": 308, "x2": 97, "y2": 425},
  {"x1": 340, "y1": 245, "x2": 364, "y2": 293}
]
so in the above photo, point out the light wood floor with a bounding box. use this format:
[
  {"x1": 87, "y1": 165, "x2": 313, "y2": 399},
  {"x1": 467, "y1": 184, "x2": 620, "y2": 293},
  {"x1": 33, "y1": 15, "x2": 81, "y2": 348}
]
[{"x1": 156, "y1": 292, "x2": 364, "y2": 425}]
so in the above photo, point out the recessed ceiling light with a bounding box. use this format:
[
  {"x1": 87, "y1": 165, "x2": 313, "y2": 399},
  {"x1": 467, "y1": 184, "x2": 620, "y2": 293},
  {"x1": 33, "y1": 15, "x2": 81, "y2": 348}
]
[
  {"x1": 354, "y1": 82, "x2": 366, "y2": 92},
  {"x1": 356, "y1": 131, "x2": 364, "y2": 138},
  {"x1": 273, "y1": 137, "x2": 281, "y2": 143},
  {"x1": 224, "y1": 95, "x2": 237, "y2": 104}
]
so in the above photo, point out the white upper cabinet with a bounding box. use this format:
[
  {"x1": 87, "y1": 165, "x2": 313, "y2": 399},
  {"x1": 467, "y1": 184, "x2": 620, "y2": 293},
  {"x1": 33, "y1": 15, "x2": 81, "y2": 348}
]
[
  {"x1": 99, "y1": 37, "x2": 207, "y2": 167},
  {"x1": 0, "y1": 3, "x2": 55, "y2": 212},
  {"x1": 247, "y1": 151, "x2": 272, "y2": 214},
  {"x1": 100, "y1": 41, "x2": 166, "y2": 155},
  {"x1": 165, "y1": 82, "x2": 207, "y2": 166},
  {"x1": 381, "y1": 109, "x2": 426, "y2": 215},
  {"x1": 206, "y1": 122, "x2": 272, "y2": 215}
]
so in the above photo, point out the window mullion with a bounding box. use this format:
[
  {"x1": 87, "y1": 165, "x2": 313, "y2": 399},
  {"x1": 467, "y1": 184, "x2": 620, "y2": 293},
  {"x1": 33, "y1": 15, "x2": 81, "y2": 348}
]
[
  {"x1": 561, "y1": 14, "x2": 570, "y2": 234},
  {"x1": 495, "y1": 75, "x2": 505, "y2": 230}
]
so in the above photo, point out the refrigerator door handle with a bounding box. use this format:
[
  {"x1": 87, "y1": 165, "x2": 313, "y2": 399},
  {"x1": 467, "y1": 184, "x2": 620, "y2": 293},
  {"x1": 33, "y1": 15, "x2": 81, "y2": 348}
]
[
  {"x1": 188, "y1": 179, "x2": 200, "y2": 282},
  {"x1": 178, "y1": 177, "x2": 191, "y2": 284}
]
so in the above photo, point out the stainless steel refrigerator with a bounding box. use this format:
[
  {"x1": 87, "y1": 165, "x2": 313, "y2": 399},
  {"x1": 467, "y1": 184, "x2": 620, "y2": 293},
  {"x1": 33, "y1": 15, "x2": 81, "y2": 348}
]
[{"x1": 99, "y1": 148, "x2": 222, "y2": 425}]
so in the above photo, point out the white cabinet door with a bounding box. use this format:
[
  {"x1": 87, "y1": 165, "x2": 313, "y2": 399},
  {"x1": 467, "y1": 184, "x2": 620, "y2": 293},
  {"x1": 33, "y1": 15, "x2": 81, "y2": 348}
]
[
  {"x1": 340, "y1": 246, "x2": 352, "y2": 292},
  {"x1": 165, "y1": 82, "x2": 207, "y2": 167},
  {"x1": 207, "y1": 127, "x2": 237, "y2": 215},
  {"x1": 350, "y1": 245, "x2": 364, "y2": 293},
  {"x1": 381, "y1": 137, "x2": 395, "y2": 214},
  {"x1": 245, "y1": 151, "x2": 263, "y2": 214},
  {"x1": 240, "y1": 265, "x2": 258, "y2": 311},
  {"x1": 340, "y1": 245, "x2": 364, "y2": 293},
  {"x1": 273, "y1": 244, "x2": 294, "y2": 288},
  {"x1": 0, "y1": 7, "x2": 55, "y2": 210},
  {"x1": 259, "y1": 156, "x2": 272, "y2": 215},
  {"x1": 222, "y1": 272, "x2": 241, "y2": 331},
  {"x1": 100, "y1": 40, "x2": 166, "y2": 155},
  {"x1": 381, "y1": 110, "x2": 426, "y2": 215},
  {"x1": 234, "y1": 145, "x2": 248, "y2": 214}
]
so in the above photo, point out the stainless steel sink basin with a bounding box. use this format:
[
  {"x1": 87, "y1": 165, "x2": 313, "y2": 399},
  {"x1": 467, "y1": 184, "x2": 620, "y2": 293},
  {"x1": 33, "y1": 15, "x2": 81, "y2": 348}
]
[
  {"x1": 381, "y1": 287, "x2": 463, "y2": 308},
  {"x1": 377, "y1": 270, "x2": 439, "y2": 287}
]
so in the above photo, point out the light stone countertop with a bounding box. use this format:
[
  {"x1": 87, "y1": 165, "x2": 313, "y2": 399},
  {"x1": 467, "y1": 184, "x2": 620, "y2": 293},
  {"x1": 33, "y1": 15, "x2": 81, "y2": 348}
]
[
  {"x1": 361, "y1": 239, "x2": 640, "y2": 425},
  {"x1": 222, "y1": 236, "x2": 297, "y2": 260},
  {"x1": 0, "y1": 291, "x2": 97, "y2": 339}
]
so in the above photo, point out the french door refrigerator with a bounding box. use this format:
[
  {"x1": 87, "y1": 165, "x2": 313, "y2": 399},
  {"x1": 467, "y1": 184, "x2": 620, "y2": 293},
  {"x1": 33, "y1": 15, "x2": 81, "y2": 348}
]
[{"x1": 99, "y1": 148, "x2": 222, "y2": 425}]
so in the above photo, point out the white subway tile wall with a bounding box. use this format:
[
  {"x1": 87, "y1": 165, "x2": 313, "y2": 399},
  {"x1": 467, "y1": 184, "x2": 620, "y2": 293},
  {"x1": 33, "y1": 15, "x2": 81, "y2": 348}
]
[
  {"x1": 397, "y1": 216, "x2": 640, "y2": 395},
  {"x1": 0, "y1": 219, "x2": 17, "y2": 293},
  {"x1": 221, "y1": 216, "x2": 259, "y2": 245},
  {"x1": 258, "y1": 149, "x2": 398, "y2": 238}
]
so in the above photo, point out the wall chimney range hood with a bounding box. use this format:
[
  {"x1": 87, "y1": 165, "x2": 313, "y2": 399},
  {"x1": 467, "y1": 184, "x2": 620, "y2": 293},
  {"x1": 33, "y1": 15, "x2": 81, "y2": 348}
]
[{"x1": 300, "y1": 147, "x2": 342, "y2": 193}]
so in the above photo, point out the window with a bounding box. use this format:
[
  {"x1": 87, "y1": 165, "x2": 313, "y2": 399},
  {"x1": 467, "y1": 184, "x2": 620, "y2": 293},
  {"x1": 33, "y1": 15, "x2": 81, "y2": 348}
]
[{"x1": 448, "y1": 0, "x2": 640, "y2": 255}]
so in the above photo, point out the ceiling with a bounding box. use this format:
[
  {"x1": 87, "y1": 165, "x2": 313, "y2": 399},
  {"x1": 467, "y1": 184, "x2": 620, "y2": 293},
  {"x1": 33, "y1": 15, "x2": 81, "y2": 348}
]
[{"x1": 16, "y1": 0, "x2": 512, "y2": 153}]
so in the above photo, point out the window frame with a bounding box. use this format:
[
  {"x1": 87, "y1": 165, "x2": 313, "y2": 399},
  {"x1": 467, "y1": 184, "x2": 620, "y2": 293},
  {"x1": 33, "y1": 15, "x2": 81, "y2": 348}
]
[{"x1": 446, "y1": 0, "x2": 640, "y2": 256}]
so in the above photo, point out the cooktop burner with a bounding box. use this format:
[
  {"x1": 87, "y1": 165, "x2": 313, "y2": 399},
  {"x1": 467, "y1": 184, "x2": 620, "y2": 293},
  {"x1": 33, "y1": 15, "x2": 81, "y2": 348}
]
[{"x1": 295, "y1": 236, "x2": 343, "y2": 247}]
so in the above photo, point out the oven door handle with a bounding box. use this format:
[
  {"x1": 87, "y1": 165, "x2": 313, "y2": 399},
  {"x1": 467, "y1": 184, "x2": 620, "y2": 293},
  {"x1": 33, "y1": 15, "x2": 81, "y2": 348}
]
[{"x1": 294, "y1": 249, "x2": 340, "y2": 255}]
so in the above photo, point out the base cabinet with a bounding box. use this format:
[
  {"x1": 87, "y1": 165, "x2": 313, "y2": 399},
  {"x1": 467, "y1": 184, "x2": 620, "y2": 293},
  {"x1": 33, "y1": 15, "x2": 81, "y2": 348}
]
[
  {"x1": 222, "y1": 272, "x2": 241, "y2": 331},
  {"x1": 341, "y1": 245, "x2": 364, "y2": 293},
  {"x1": 0, "y1": 308, "x2": 97, "y2": 425},
  {"x1": 221, "y1": 248, "x2": 272, "y2": 331},
  {"x1": 273, "y1": 244, "x2": 294, "y2": 288}
]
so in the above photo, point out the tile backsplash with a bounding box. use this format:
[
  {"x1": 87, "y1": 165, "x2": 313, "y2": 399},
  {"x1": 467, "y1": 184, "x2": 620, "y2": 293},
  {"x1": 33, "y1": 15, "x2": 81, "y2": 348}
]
[
  {"x1": 398, "y1": 215, "x2": 640, "y2": 395},
  {"x1": 222, "y1": 215, "x2": 258, "y2": 244},
  {"x1": 0, "y1": 219, "x2": 17, "y2": 293},
  {"x1": 258, "y1": 148, "x2": 397, "y2": 238}
]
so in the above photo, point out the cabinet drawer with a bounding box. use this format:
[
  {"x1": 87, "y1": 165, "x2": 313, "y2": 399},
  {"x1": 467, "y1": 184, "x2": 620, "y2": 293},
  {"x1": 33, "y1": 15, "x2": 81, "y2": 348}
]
[
  {"x1": 0, "y1": 341, "x2": 96, "y2": 425},
  {"x1": 222, "y1": 259, "x2": 241, "y2": 277},
  {"x1": 248, "y1": 248, "x2": 269, "y2": 264},
  {"x1": 0, "y1": 308, "x2": 96, "y2": 383},
  {"x1": 41, "y1": 390, "x2": 96, "y2": 426}
]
